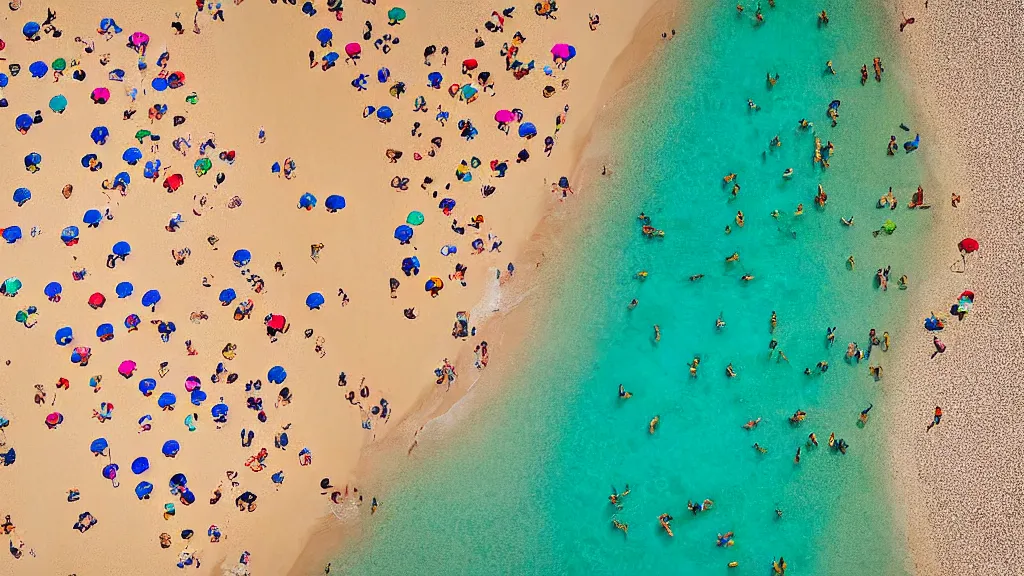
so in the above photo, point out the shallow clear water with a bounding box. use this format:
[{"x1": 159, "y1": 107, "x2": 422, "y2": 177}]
[{"x1": 336, "y1": 2, "x2": 930, "y2": 574}]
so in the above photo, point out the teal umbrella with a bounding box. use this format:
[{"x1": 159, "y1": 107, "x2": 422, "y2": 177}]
[
  {"x1": 387, "y1": 7, "x2": 407, "y2": 23},
  {"x1": 49, "y1": 94, "x2": 68, "y2": 113}
]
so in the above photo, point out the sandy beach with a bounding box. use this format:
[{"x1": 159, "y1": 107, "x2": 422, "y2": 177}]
[
  {"x1": 883, "y1": 0, "x2": 1024, "y2": 573},
  {"x1": 0, "y1": 0, "x2": 676, "y2": 574}
]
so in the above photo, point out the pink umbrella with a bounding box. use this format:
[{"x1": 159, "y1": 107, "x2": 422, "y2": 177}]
[
  {"x1": 551, "y1": 43, "x2": 571, "y2": 60},
  {"x1": 344, "y1": 42, "x2": 361, "y2": 57},
  {"x1": 494, "y1": 109, "x2": 515, "y2": 124},
  {"x1": 118, "y1": 359, "x2": 137, "y2": 378},
  {"x1": 130, "y1": 31, "x2": 150, "y2": 47},
  {"x1": 184, "y1": 375, "x2": 201, "y2": 392},
  {"x1": 91, "y1": 87, "x2": 111, "y2": 104}
]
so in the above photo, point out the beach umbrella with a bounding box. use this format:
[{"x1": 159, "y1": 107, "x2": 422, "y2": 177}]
[
  {"x1": 84, "y1": 209, "x2": 103, "y2": 227},
  {"x1": 190, "y1": 389, "x2": 208, "y2": 406},
  {"x1": 298, "y1": 192, "x2": 317, "y2": 210},
  {"x1": 169, "y1": 472, "x2": 188, "y2": 489},
  {"x1": 131, "y1": 457, "x2": 150, "y2": 475},
  {"x1": 71, "y1": 346, "x2": 92, "y2": 365},
  {"x1": 141, "y1": 290, "x2": 161, "y2": 309},
  {"x1": 344, "y1": 42, "x2": 362, "y2": 57},
  {"x1": 462, "y1": 58, "x2": 478, "y2": 72},
  {"x1": 118, "y1": 360, "x2": 137, "y2": 378},
  {"x1": 44, "y1": 281, "x2": 63, "y2": 301},
  {"x1": 325, "y1": 195, "x2": 346, "y2": 212},
  {"x1": 218, "y1": 288, "x2": 237, "y2": 305},
  {"x1": 130, "y1": 31, "x2": 150, "y2": 49},
  {"x1": 161, "y1": 440, "x2": 180, "y2": 457},
  {"x1": 29, "y1": 61, "x2": 49, "y2": 78},
  {"x1": 0, "y1": 74, "x2": 7, "y2": 88},
  {"x1": 151, "y1": 77, "x2": 168, "y2": 92},
  {"x1": 122, "y1": 147, "x2": 143, "y2": 165},
  {"x1": 959, "y1": 238, "x2": 979, "y2": 253},
  {"x1": 377, "y1": 67, "x2": 391, "y2": 83},
  {"x1": 459, "y1": 84, "x2": 478, "y2": 102},
  {"x1": 2, "y1": 277, "x2": 22, "y2": 296},
  {"x1": 98, "y1": 17, "x2": 123, "y2": 34},
  {"x1": 144, "y1": 160, "x2": 162, "y2": 179},
  {"x1": 45, "y1": 412, "x2": 64, "y2": 429},
  {"x1": 135, "y1": 481, "x2": 154, "y2": 500},
  {"x1": 54, "y1": 325, "x2": 74, "y2": 342},
  {"x1": 13, "y1": 188, "x2": 31, "y2": 206},
  {"x1": 428, "y1": 71, "x2": 443, "y2": 89},
  {"x1": 60, "y1": 225, "x2": 80, "y2": 245},
  {"x1": 115, "y1": 282, "x2": 134, "y2": 299},
  {"x1": 88, "y1": 292, "x2": 107, "y2": 309},
  {"x1": 89, "y1": 438, "x2": 108, "y2": 456},
  {"x1": 550, "y1": 43, "x2": 572, "y2": 60},
  {"x1": 96, "y1": 323, "x2": 115, "y2": 342},
  {"x1": 184, "y1": 375, "x2": 202, "y2": 392},
  {"x1": 16, "y1": 114, "x2": 33, "y2": 133},
  {"x1": 387, "y1": 6, "x2": 407, "y2": 23},
  {"x1": 211, "y1": 403, "x2": 229, "y2": 421},
  {"x1": 180, "y1": 489, "x2": 196, "y2": 505},
  {"x1": 114, "y1": 172, "x2": 131, "y2": 188},
  {"x1": 518, "y1": 122, "x2": 537, "y2": 138},
  {"x1": 157, "y1": 321, "x2": 176, "y2": 337},
  {"x1": 401, "y1": 256, "x2": 420, "y2": 275},
  {"x1": 138, "y1": 378, "x2": 157, "y2": 396},
  {"x1": 316, "y1": 28, "x2": 333, "y2": 47},
  {"x1": 495, "y1": 109, "x2": 515, "y2": 124},
  {"x1": 305, "y1": 292, "x2": 325, "y2": 310},
  {"x1": 24, "y1": 152, "x2": 42, "y2": 172},
  {"x1": 158, "y1": 392, "x2": 177, "y2": 410},
  {"x1": 91, "y1": 126, "x2": 110, "y2": 144},
  {"x1": 49, "y1": 94, "x2": 68, "y2": 113},
  {"x1": 323, "y1": 52, "x2": 340, "y2": 65},
  {"x1": 167, "y1": 71, "x2": 186, "y2": 89},
  {"x1": 2, "y1": 227, "x2": 22, "y2": 244},
  {"x1": 135, "y1": 129, "x2": 152, "y2": 142},
  {"x1": 394, "y1": 224, "x2": 413, "y2": 243},
  {"x1": 91, "y1": 87, "x2": 111, "y2": 104},
  {"x1": 232, "y1": 249, "x2": 251, "y2": 267},
  {"x1": 406, "y1": 211, "x2": 425, "y2": 226},
  {"x1": 162, "y1": 173, "x2": 184, "y2": 192},
  {"x1": 102, "y1": 463, "x2": 120, "y2": 486},
  {"x1": 22, "y1": 21, "x2": 41, "y2": 39},
  {"x1": 194, "y1": 157, "x2": 212, "y2": 176},
  {"x1": 124, "y1": 313, "x2": 141, "y2": 330},
  {"x1": 268, "y1": 366, "x2": 287, "y2": 384},
  {"x1": 376, "y1": 106, "x2": 394, "y2": 121},
  {"x1": 425, "y1": 277, "x2": 444, "y2": 292},
  {"x1": 266, "y1": 314, "x2": 287, "y2": 332},
  {"x1": 108, "y1": 68, "x2": 124, "y2": 81}
]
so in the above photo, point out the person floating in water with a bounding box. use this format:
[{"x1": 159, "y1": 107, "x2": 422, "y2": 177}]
[
  {"x1": 618, "y1": 384, "x2": 632, "y2": 399},
  {"x1": 609, "y1": 485, "x2": 630, "y2": 510},
  {"x1": 859, "y1": 403, "x2": 874, "y2": 426},
  {"x1": 743, "y1": 417, "x2": 761, "y2": 430}
]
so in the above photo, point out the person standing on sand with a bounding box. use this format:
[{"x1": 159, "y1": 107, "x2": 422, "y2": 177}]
[
  {"x1": 931, "y1": 336, "x2": 946, "y2": 358},
  {"x1": 926, "y1": 406, "x2": 942, "y2": 431}
]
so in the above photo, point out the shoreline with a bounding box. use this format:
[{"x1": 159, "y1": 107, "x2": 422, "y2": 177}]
[
  {"x1": 285, "y1": 0, "x2": 689, "y2": 573},
  {"x1": 883, "y1": 0, "x2": 1024, "y2": 574}
]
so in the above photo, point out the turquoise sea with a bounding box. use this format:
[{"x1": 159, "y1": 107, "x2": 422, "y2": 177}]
[{"x1": 335, "y1": 1, "x2": 931, "y2": 574}]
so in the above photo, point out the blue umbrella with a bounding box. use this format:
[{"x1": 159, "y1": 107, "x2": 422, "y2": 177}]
[
  {"x1": 2, "y1": 227, "x2": 22, "y2": 243},
  {"x1": 143, "y1": 160, "x2": 161, "y2": 179},
  {"x1": 122, "y1": 147, "x2": 143, "y2": 165},
  {"x1": 218, "y1": 288, "x2": 237, "y2": 305},
  {"x1": 232, "y1": 249, "x2": 251, "y2": 267},
  {"x1": 135, "y1": 481, "x2": 154, "y2": 499},
  {"x1": 124, "y1": 313, "x2": 141, "y2": 330},
  {"x1": 44, "y1": 282, "x2": 63, "y2": 299},
  {"x1": 13, "y1": 188, "x2": 31, "y2": 206},
  {"x1": 0, "y1": 74, "x2": 8, "y2": 88},
  {"x1": 84, "y1": 209, "x2": 103, "y2": 227},
  {"x1": 394, "y1": 224, "x2": 413, "y2": 243},
  {"x1": 298, "y1": 192, "x2": 317, "y2": 209},
  {"x1": 141, "y1": 290, "x2": 161, "y2": 308},
  {"x1": 323, "y1": 51, "x2": 340, "y2": 64},
  {"x1": 102, "y1": 463, "x2": 119, "y2": 485},
  {"x1": 98, "y1": 17, "x2": 123, "y2": 34},
  {"x1": 157, "y1": 321, "x2": 176, "y2": 336},
  {"x1": 15, "y1": 115, "x2": 33, "y2": 133},
  {"x1": 49, "y1": 94, "x2": 68, "y2": 113},
  {"x1": 157, "y1": 392, "x2": 177, "y2": 409},
  {"x1": 169, "y1": 472, "x2": 187, "y2": 488},
  {"x1": 518, "y1": 122, "x2": 537, "y2": 138},
  {"x1": 112, "y1": 241, "x2": 131, "y2": 256},
  {"x1": 22, "y1": 21, "x2": 41, "y2": 39},
  {"x1": 151, "y1": 77, "x2": 168, "y2": 91},
  {"x1": 161, "y1": 440, "x2": 180, "y2": 457},
  {"x1": 377, "y1": 67, "x2": 390, "y2": 83},
  {"x1": 60, "y1": 226, "x2": 80, "y2": 245},
  {"x1": 427, "y1": 71, "x2": 443, "y2": 88},
  {"x1": 305, "y1": 292, "x2": 325, "y2": 310},
  {"x1": 114, "y1": 172, "x2": 131, "y2": 188},
  {"x1": 24, "y1": 153, "x2": 42, "y2": 171},
  {"x1": 190, "y1": 389, "x2": 208, "y2": 406},
  {"x1": 211, "y1": 403, "x2": 229, "y2": 419},
  {"x1": 316, "y1": 27, "x2": 333, "y2": 47},
  {"x1": 90, "y1": 438, "x2": 109, "y2": 455},
  {"x1": 90, "y1": 126, "x2": 110, "y2": 144},
  {"x1": 81, "y1": 154, "x2": 100, "y2": 169},
  {"x1": 29, "y1": 61, "x2": 49, "y2": 78},
  {"x1": 325, "y1": 195, "x2": 346, "y2": 212},
  {"x1": 267, "y1": 366, "x2": 287, "y2": 384},
  {"x1": 116, "y1": 281, "x2": 134, "y2": 298},
  {"x1": 376, "y1": 106, "x2": 394, "y2": 121},
  {"x1": 131, "y1": 457, "x2": 150, "y2": 474},
  {"x1": 96, "y1": 323, "x2": 114, "y2": 340},
  {"x1": 138, "y1": 378, "x2": 157, "y2": 396}
]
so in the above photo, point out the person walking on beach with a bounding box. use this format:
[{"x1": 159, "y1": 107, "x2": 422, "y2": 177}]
[
  {"x1": 859, "y1": 404, "x2": 873, "y2": 426},
  {"x1": 926, "y1": 406, "x2": 943, "y2": 431},
  {"x1": 931, "y1": 336, "x2": 946, "y2": 359}
]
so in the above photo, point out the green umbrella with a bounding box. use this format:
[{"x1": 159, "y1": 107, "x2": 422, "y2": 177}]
[
  {"x1": 52, "y1": 58, "x2": 67, "y2": 71},
  {"x1": 135, "y1": 129, "x2": 152, "y2": 143},
  {"x1": 407, "y1": 211, "x2": 424, "y2": 225},
  {"x1": 185, "y1": 92, "x2": 199, "y2": 105},
  {"x1": 195, "y1": 157, "x2": 212, "y2": 175},
  {"x1": 388, "y1": 7, "x2": 407, "y2": 23},
  {"x1": 15, "y1": 310, "x2": 28, "y2": 324},
  {"x1": 3, "y1": 277, "x2": 22, "y2": 296},
  {"x1": 882, "y1": 219, "x2": 897, "y2": 234}
]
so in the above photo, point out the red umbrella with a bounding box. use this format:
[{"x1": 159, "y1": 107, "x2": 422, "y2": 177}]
[
  {"x1": 958, "y1": 238, "x2": 979, "y2": 253},
  {"x1": 960, "y1": 290, "x2": 975, "y2": 300},
  {"x1": 163, "y1": 173, "x2": 184, "y2": 192},
  {"x1": 462, "y1": 58, "x2": 478, "y2": 72},
  {"x1": 88, "y1": 292, "x2": 107, "y2": 309},
  {"x1": 91, "y1": 87, "x2": 111, "y2": 104},
  {"x1": 266, "y1": 314, "x2": 287, "y2": 331}
]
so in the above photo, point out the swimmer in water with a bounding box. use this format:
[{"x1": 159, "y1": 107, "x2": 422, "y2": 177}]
[
  {"x1": 736, "y1": 211, "x2": 745, "y2": 227},
  {"x1": 609, "y1": 484, "x2": 631, "y2": 509},
  {"x1": 741, "y1": 274, "x2": 755, "y2": 282},
  {"x1": 659, "y1": 513, "x2": 674, "y2": 537},
  {"x1": 618, "y1": 384, "x2": 632, "y2": 399},
  {"x1": 808, "y1": 432, "x2": 819, "y2": 447},
  {"x1": 635, "y1": 270, "x2": 648, "y2": 280},
  {"x1": 649, "y1": 415, "x2": 660, "y2": 434},
  {"x1": 726, "y1": 252, "x2": 740, "y2": 262},
  {"x1": 770, "y1": 311, "x2": 777, "y2": 332},
  {"x1": 716, "y1": 314, "x2": 726, "y2": 329},
  {"x1": 689, "y1": 274, "x2": 705, "y2": 282},
  {"x1": 859, "y1": 403, "x2": 873, "y2": 425},
  {"x1": 847, "y1": 256, "x2": 855, "y2": 270},
  {"x1": 724, "y1": 225, "x2": 732, "y2": 235},
  {"x1": 743, "y1": 417, "x2": 761, "y2": 430},
  {"x1": 842, "y1": 216, "x2": 854, "y2": 226},
  {"x1": 794, "y1": 446, "x2": 801, "y2": 464},
  {"x1": 794, "y1": 203, "x2": 804, "y2": 216},
  {"x1": 782, "y1": 168, "x2": 793, "y2": 178},
  {"x1": 770, "y1": 209, "x2": 780, "y2": 219},
  {"x1": 612, "y1": 518, "x2": 628, "y2": 534},
  {"x1": 753, "y1": 443, "x2": 768, "y2": 454},
  {"x1": 653, "y1": 325, "x2": 661, "y2": 342},
  {"x1": 826, "y1": 326, "x2": 836, "y2": 345},
  {"x1": 688, "y1": 357, "x2": 700, "y2": 377},
  {"x1": 747, "y1": 99, "x2": 760, "y2": 111},
  {"x1": 627, "y1": 299, "x2": 639, "y2": 310},
  {"x1": 726, "y1": 363, "x2": 736, "y2": 378}
]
